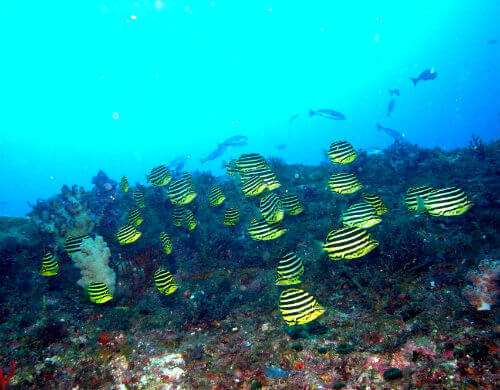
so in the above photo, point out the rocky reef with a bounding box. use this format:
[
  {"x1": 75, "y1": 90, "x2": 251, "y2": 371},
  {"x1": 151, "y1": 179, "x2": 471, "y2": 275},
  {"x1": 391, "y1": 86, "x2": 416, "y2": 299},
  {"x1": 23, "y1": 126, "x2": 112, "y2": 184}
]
[{"x1": 0, "y1": 139, "x2": 498, "y2": 389}]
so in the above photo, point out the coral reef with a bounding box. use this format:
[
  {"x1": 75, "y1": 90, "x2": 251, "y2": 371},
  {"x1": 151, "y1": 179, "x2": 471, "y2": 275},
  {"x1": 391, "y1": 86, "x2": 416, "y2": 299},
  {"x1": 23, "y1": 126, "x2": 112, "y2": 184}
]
[
  {"x1": 464, "y1": 258, "x2": 499, "y2": 310},
  {"x1": 72, "y1": 236, "x2": 116, "y2": 295}
]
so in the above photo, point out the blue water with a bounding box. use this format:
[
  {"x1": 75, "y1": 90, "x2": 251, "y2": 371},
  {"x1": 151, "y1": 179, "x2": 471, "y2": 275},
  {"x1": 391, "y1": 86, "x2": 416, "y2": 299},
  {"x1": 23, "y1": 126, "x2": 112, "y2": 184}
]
[{"x1": 1, "y1": 1, "x2": 499, "y2": 216}]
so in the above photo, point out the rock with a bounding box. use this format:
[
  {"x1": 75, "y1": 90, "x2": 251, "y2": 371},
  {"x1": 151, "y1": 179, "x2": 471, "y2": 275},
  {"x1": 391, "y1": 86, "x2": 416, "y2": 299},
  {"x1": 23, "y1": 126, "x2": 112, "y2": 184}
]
[{"x1": 383, "y1": 368, "x2": 403, "y2": 381}]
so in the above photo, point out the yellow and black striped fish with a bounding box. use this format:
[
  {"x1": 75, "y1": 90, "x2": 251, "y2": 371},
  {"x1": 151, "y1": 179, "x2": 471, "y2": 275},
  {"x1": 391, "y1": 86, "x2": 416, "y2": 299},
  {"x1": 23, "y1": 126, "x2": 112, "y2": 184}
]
[
  {"x1": 171, "y1": 206, "x2": 196, "y2": 230},
  {"x1": 328, "y1": 141, "x2": 358, "y2": 164},
  {"x1": 87, "y1": 281, "x2": 113, "y2": 304},
  {"x1": 160, "y1": 232, "x2": 173, "y2": 255},
  {"x1": 208, "y1": 186, "x2": 226, "y2": 207},
  {"x1": 224, "y1": 159, "x2": 239, "y2": 177},
  {"x1": 276, "y1": 252, "x2": 304, "y2": 285},
  {"x1": 236, "y1": 153, "x2": 269, "y2": 173},
  {"x1": 147, "y1": 165, "x2": 172, "y2": 187},
  {"x1": 279, "y1": 288, "x2": 325, "y2": 326},
  {"x1": 119, "y1": 176, "x2": 129, "y2": 193},
  {"x1": 260, "y1": 192, "x2": 284, "y2": 223},
  {"x1": 342, "y1": 202, "x2": 381, "y2": 229},
  {"x1": 362, "y1": 193, "x2": 388, "y2": 215},
  {"x1": 241, "y1": 174, "x2": 267, "y2": 197},
  {"x1": 281, "y1": 193, "x2": 304, "y2": 215},
  {"x1": 223, "y1": 207, "x2": 240, "y2": 226},
  {"x1": 168, "y1": 173, "x2": 197, "y2": 205},
  {"x1": 248, "y1": 217, "x2": 287, "y2": 241},
  {"x1": 328, "y1": 173, "x2": 363, "y2": 194},
  {"x1": 323, "y1": 227, "x2": 378, "y2": 260},
  {"x1": 116, "y1": 224, "x2": 142, "y2": 245},
  {"x1": 133, "y1": 188, "x2": 146, "y2": 208},
  {"x1": 422, "y1": 187, "x2": 473, "y2": 216},
  {"x1": 40, "y1": 252, "x2": 59, "y2": 276},
  {"x1": 127, "y1": 208, "x2": 143, "y2": 226},
  {"x1": 183, "y1": 208, "x2": 197, "y2": 230},
  {"x1": 405, "y1": 185, "x2": 435, "y2": 211},
  {"x1": 245, "y1": 167, "x2": 280, "y2": 190},
  {"x1": 154, "y1": 269, "x2": 178, "y2": 295},
  {"x1": 64, "y1": 234, "x2": 90, "y2": 255}
]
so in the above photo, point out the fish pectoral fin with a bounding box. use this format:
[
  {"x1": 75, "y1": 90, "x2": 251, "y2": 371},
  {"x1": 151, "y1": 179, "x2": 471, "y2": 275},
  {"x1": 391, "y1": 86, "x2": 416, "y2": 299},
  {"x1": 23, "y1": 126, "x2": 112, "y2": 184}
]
[{"x1": 416, "y1": 196, "x2": 427, "y2": 213}]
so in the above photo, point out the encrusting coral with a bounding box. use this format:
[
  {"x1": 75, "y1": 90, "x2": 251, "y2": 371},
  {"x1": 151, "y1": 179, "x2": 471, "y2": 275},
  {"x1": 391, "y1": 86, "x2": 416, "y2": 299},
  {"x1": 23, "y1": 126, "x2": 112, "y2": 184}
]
[{"x1": 72, "y1": 235, "x2": 116, "y2": 294}]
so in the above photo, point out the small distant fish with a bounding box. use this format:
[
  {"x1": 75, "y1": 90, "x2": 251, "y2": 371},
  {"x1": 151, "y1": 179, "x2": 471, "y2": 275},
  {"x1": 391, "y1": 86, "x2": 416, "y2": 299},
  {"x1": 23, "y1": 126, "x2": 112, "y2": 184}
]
[
  {"x1": 281, "y1": 193, "x2": 304, "y2": 216},
  {"x1": 323, "y1": 227, "x2": 378, "y2": 260},
  {"x1": 64, "y1": 234, "x2": 90, "y2": 255},
  {"x1": 223, "y1": 207, "x2": 240, "y2": 226},
  {"x1": 160, "y1": 232, "x2": 173, "y2": 255},
  {"x1": 388, "y1": 89, "x2": 400, "y2": 96},
  {"x1": 87, "y1": 281, "x2": 113, "y2": 304},
  {"x1": 147, "y1": 165, "x2": 172, "y2": 187},
  {"x1": 119, "y1": 176, "x2": 129, "y2": 193},
  {"x1": 362, "y1": 193, "x2": 388, "y2": 215},
  {"x1": 276, "y1": 252, "x2": 304, "y2": 286},
  {"x1": 127, "y1": 208, "x2": 143, "y2": 226},
  {"x1": 386, "y1": 98, "x2": 396, "y2": 117},
  {"x1": 341, "y1": 202, "x2": 381, "y2": 229},
  {"x1": 376, "y1": 123, "x2": 405, "y2": 142},
  {"x1": 168, "y1": 173, "x2": 197, "y2": 205},
  {"x1": 328, "y1": 173, "x2": 363, "y2": 194},
  {"x1": 487, "y1": 39, "x2": 497, "y2": 45},
  {"x1": 275, "y1": 144, "x2": 287, "y2": 150},
  {"x1": 116, "y1": 224, "x2": 142, "y2": 245},
  {"x1": 248, "y1": 217, "x2": 287, "y2": 241},
  {"x1": 221, "y1": 135, "x2": 248, "y2": 147},
  {"x1": 279, "y1": 288, "x2": 325, "y2": 325},
  {"x1": 259, "y1": 192, "x2": 284, "y2": 223},
  {"x1": 289, "y1": 114, "x2": 299, "y2": 124},
  {"x1": 201, "y1": 144, "x2": 227, "y2": 164},
  {"x1": 421, "y1": 187, "x2": 473, "y2": 217},
  {"x1": 133, "y1": 188, "x2": 146, "y2": 208},
  {"x1": 411, "y1": 69, "x2": 437, "y2": 86},
  {"x1": 309, "y1": 108, "x2": 346, "y2": 120},
  {"x1": 365, "y1": 147, "x2": 383, "y2": 156},
  {"x1": 208, "y1": 186, "x2": 226, "y2": 207},
  {"x1": 40, "y1": 252, "x2": 59, "y2": 277},
  {"x1": 328, "y1": 141, "x2": 358, "y2": 164},
  {"x1": 405, "y1": 185, "x2": 435, "y2": 211},
  {"x1": 154, "y1": 269, "x2": 178, "y2": 295}
]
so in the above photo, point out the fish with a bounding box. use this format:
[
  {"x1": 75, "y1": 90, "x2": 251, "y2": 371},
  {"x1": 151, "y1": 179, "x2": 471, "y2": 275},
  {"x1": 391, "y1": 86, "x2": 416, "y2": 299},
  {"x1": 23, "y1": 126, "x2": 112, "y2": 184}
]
[
  {"x1": 224, "y1": 159, "x2": 239, "y2": 177},
  {"x1": 236, "y1": 153, "x2": 269, "y2": 173},
  {"x1": 281, "y1": 193, "x2": 304, "y2": 216},
  {"x1": 279, "y1": 288, "x2": 325, "y2": 326},
  {"x1": 248, "y1": 217, "x2": 287, "y2": 241},
  {"x1": 323, "y1": 227, "x2": 378, "y2": 260},
  {"x1": 183, "y1": 208, "x2": 197, "y2": 231},
  {"x1": 171, "y1": 206, "x2": 196, "y2": 230},
  {"x1": 64, "y1": 234, "x2": 90, "y2": 255},
  {"x1": 119, "y1": 176, "x2": 129, "y2": 193},
  {"x1": 364, "y1": 147, "x2": 384, "y2": 156},
  {"x1": 328, "y1": 173, "x2": 363, "y2": 194},
  {"x1": 259, "y1": 192, "x2": 284, "y2": 223},
  {"x1": 241, "y1": 175, "x2": 267, "y2": 197},
  {"x1": 309, "y1": 109, "x2": 346, "y2": 120},
  {"x1": 386, "y1": 98, "x2": 395, "y2": 117},
  {"x1": 127, "y1": 208, "x2": 143, "y2": 226},
  {"x1": 208, "y1": 186, "x2": 226, "y2": 207},
  {"x1": 411, "y1": 69, "x2": 437, "y2": 86},
  {"x1": 362, "y1": 193, "x2": 388, "y2": 215},
  {"x1": 421, "y1": 187, "x2": 473, "y2": 216},
  {"x1": 405, "y1": 185, "x2": 435, "y2": 211},
  {"x1": 376, "y1": 123, "x2": 405, "y2": 142},
  {"x1": 245, "y1": 167, "x2": 281, "y2": 190},
  {"x1": 327, "y1": 141, "x2": 358, "y2": 164},
  {"x1": 223, "y1": 207, "x2": 240, "y2": 226},
  {"x1": 147, "y1": 165, "x2": 172, "y2": 187},
  {"x1": 160, "y1": 232, "x2": 173, "y2": 255},
  {"x1": 388, "y1": 89, "x2": 400, "y2": 96},
  {"x1": 116, "y1": 224, "x2": 142, "y2": 245},
  {"x1": 275, "y1": 144, "x2": 287, "y2": 150},
  {"x1": 40, "y1": 252, "x2": 59, "y2": 277},
  {"x1": 276, "y1": 252, "x2": 304, "y2": 285},
  {"x1": 87, "y1": 281, "x2": 113, "y2": 304},
  {"x1": 221, "y1": 135, "x2": 248, "y2": 147},
  {"x1": 341, "y1": 202, "x2": 382, "y2": 229},
  {"x1": 168, "y1": 174, "x2": 197, "y2": 205},
  {"x1": 133, "y1": 188, "x2": 146, "y2": 208},
  {"x1": 201, "y1": 144, "x2": 227, "y2": 164},
  {"x1": 154, "y1": 269, "x2": 178, "y2": 295},
  {"x1": 488, "y1": 39, "x2": 497, "y2": 45},
  {"x1": 289, "y1": 113, "x2": 299, "y2": 124}
]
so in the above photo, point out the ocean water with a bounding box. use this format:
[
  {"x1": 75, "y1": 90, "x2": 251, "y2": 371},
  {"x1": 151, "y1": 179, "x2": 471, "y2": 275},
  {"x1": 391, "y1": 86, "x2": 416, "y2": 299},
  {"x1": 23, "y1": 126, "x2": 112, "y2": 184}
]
[{"x1": 0, "y1": 1, "x2": 499, "y2": 217}]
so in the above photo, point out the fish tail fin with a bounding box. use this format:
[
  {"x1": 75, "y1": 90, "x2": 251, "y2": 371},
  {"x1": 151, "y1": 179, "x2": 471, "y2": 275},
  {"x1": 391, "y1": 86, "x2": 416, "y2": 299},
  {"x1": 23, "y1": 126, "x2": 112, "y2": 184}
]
[
  {"x1": 308, "y1": 109, "x2": 315, "y2": 117},
  {"x1": 411, "y1": 78, "x2": 418, "y2": 86}
]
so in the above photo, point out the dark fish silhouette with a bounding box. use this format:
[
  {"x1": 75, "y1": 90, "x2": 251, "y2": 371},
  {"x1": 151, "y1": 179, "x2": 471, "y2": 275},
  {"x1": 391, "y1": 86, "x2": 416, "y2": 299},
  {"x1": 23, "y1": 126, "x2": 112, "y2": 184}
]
[
  {"x1": 289, "y1": 114, "x2": 299, "y2": 124},
  {"x1": 275, "y1": 144, "x2": 287, "y2": 150},
  {"x1": 309, "y1": 109, "x2": 346, "y2": 120},
  {"x1": 411, "y1": 69, "x2": 437, "y2": 86},
  {"x1": 376, "y1": 123, "x2": 405, "y2": 142},
  {"x1": 388, "y1": 89, "x2": 400, "y2": 96},
  {"x1": 488, "y1": 39, "x2": 497, "y2": 45},
  {"x1": 201, "y1": 144, "x2": 227, "y2": 164},
  {"x1": 221, "y1": 135, "x2": 248, "y2": 147},
  {"x1": 386, "y1": 98, "x2": 395, "y2": 117}
]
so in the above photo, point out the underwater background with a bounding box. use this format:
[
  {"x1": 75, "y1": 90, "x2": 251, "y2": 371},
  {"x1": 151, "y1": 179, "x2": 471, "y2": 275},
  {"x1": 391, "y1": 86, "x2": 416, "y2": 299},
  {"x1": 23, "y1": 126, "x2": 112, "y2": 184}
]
[{"x1": 0, "y1": 1, "x2": 499, "y2": 389}]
